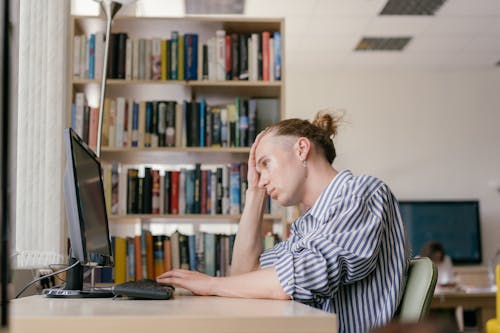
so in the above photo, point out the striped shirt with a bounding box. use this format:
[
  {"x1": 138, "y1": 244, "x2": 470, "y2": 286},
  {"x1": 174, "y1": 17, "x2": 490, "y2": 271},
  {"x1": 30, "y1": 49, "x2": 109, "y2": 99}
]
[{"x1": 260, "y1": 170, "x2": 410, "y2": 333}]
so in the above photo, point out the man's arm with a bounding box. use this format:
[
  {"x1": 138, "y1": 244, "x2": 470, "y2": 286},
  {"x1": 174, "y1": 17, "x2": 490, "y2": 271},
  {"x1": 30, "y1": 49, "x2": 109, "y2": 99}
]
[
  {"x1": 230, "y1": 132, "x2": 267, "y2": 275},
  {"x1": 230, "y1": 188, "x2": 267, "y2": 275},
  {"x1": 157, "y1": 267, "x2": 291, "y2": 300}
]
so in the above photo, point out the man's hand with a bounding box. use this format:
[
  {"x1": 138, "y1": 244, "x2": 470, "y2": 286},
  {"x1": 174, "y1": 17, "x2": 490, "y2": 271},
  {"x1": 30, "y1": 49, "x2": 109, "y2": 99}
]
[
  {"x1": 247, "y1": 131, "x2": 265, "y2": 190},
  {"x1": 156, "y1": 269, "x2": 215, "y2": 296}
]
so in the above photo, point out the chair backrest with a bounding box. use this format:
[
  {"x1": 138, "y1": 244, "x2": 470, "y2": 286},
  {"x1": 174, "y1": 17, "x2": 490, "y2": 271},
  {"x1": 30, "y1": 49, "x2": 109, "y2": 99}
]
[{"x1": 395, "y1": 257, "x2": 438, "y2": 322}]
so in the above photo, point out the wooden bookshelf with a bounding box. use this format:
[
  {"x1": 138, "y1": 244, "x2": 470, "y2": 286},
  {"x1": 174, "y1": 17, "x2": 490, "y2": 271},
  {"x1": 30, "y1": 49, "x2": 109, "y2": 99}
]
[{"x1": 68, "y1": 15, "x2": 286, "y2": 278}]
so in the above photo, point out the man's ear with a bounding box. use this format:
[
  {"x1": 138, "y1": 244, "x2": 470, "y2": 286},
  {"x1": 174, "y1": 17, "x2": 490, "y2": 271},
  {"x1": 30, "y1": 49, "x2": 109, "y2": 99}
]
[{"x1": 296, "y1": 137, "x2": 311, "y2": 161}]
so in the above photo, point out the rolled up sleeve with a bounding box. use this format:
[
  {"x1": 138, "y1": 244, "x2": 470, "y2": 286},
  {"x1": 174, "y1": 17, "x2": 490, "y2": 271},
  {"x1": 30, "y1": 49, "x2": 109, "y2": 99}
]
[{"x1": 260, "y1": 193, "x2": 386, "y2": 302}]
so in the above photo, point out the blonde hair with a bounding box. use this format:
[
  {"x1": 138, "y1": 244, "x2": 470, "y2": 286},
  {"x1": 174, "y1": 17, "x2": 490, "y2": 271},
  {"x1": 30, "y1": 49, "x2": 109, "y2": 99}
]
[{"x1": 263, "y1": 110, "x2": 342, "y2": 164}]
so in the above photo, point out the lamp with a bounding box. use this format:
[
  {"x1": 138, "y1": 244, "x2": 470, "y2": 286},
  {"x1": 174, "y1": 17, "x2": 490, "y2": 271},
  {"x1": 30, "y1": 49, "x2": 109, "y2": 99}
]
[{"x1": 94, "y1": 0, "x2": 136, "y2": 157}]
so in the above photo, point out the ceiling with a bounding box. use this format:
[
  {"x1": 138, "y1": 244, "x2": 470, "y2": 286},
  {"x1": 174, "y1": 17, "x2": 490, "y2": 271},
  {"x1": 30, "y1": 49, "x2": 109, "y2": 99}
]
[{"x1": 244, "y1": 0, "x2": 500, "y2": 70}]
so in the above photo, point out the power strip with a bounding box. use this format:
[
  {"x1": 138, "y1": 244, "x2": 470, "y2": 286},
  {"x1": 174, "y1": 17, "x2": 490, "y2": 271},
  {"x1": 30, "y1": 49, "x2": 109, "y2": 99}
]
[{"x1": 36, "y1": 269, "x2": 56, "y2": 290}]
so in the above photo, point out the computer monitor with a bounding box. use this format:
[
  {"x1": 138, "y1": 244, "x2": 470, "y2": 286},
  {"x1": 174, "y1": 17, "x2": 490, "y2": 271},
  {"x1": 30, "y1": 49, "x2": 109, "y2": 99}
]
[
  {"x1": 45, "y1": 128, "x2": 113, "y2": 297},
  {"x1": 399, "y1": 200, "x2": 482, "y2": 264}
]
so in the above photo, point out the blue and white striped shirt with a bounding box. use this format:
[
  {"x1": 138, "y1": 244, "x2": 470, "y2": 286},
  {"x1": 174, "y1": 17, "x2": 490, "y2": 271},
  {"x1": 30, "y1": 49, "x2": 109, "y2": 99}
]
[{"x1": 260, "y1": 170, "x2": 410, "y2": 333}]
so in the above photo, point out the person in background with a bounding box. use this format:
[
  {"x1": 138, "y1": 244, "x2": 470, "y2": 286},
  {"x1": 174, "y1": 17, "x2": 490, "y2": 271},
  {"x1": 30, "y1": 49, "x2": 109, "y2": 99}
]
[
  {"x1": 420, "y1": 240, "x2": 463, "y2": 331},
  {"x1": 157, "y1": 111, "x2": 410, "y2": 333},
  {"x1": 420, "y1": 240, "x2": 456, "y2": 286}
]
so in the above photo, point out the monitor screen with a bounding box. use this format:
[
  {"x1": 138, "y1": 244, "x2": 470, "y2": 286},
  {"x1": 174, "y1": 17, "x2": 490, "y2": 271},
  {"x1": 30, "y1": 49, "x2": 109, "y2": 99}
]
[
  {"x1": 399, "y1": 200, "x2": 482, "y2": 264},
  {"x1": 64, "y1": 127, "x2": 112, "y2": 266}
]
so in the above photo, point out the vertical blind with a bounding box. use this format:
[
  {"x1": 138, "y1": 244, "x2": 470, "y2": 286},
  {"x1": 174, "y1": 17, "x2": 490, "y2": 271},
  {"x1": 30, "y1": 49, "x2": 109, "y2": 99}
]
[{"x1": 15, "y1": 0, "x2": 69, "y2": 268}]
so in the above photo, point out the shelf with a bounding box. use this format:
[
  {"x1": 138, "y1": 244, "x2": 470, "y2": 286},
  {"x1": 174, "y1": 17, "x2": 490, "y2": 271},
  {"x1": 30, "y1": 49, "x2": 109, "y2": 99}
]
[
  {"x1": 101, "y1": 147, "x2": 250, "y2": 153},
  {"x1": 101, "y1": 147, "x2": 250, "y2": 164},
  {"x1": 72, "y1": 79, "x2": 281, "y2": 87},
  {"x1": 109, "y1": 214, "x2": 282, "y2": 222}
]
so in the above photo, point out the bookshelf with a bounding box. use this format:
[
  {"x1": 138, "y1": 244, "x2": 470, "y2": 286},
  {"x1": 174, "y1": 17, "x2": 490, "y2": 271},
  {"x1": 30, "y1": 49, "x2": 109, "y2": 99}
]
[{"x1": 68, "y1": 15, "x2": 285, "y2": 279}]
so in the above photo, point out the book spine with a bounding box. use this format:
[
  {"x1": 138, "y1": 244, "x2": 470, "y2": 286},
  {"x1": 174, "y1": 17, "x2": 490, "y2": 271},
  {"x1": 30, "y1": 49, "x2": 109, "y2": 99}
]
[
  {"x1": 170, "y1": 170, "x2": 179, "y2": 214},
  {"x1": 188, "y1": 235, "x2": 197, "y2": 271},
  {"x1": 73, "y1": 35, "x2": 81, "y2": 78},
  {"x1": 166, "y1": 101, "x2": 176, "y2": 147},
  {"x1": 225, "y1": 34, "x2": 232, "y2": 80},
  {"x1": 152, "y1": 169, "x2": 160, "y2": 214},
  {"x1": 170, "y1": 31, "x2": 178, "y2": 80},
  {"x1": 126, "y1": 168, "x2": 139, "y2": 214},
  {"x1": 153, "y1": 235, "x2": 165, "y2": 277},
  {"x1": 184, "y1": 34, "x2": 198, "y2": 80},
  {"x1": 88, "y1": 33, "x2": 95, "y2": 80},
  {"x1": 238, "y1": 34, "x2": 248, "y2": 80},
  {"x1": 127, "y1": 237, "x2": 135, "y2": 281},
  {"x1": 262, "y1": 32, "x2": 270, "y2": 81},
  {"x1": 132, "y1": 37, "x2": 139, "y2": 80},
  {"x1": 161, "y1": 39, "x2": 167, "y2": 80},
  {"x1": 134, "y1": 235, "x2": 142, "y2": 280},
  {"x1": 231, "y1": 33, "x2": 239, "y2": 80},
  {"x1": 273, "y1": 32, "x2": 281, "y2": 80},
  {"x1": 178, "y1": 34, "x2": 184, "y2": 80},
  {"x1": 125, "y1": 38, "x2": 133, "y2": 80},
  {"x1": 215, "y1": 30, "x2": 226, "y2": 81},
  {"x1": 179, "y1": 234, "x2": 189, "y2": 270},
  {"x1": 142, "y1": 167, "x2": 152, "y2": 214},
  {"x1": 151, "y1": 38, "x2": 161, "y2": 80},
  {"x1": 114, "y1": 237, "x2": 127, "y2": 284},
  {"x1": 229, "y1": 163, "x2": 241, "y2": 215},
  {"x1": 163, "y1": 237, "x2": 172, "y2": 271},
  {"x1": 116, "y1": 33, "x2": 128, "y2": 79},
  {"x1": 111, "y1": 162, "x2": 119, "y2": 215}
]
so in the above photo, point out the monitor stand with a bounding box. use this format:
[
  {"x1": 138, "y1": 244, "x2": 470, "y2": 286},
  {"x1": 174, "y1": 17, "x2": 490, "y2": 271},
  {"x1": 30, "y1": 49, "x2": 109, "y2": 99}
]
[{"x1": 43, "y1": 257, "x2": 114, "y2": 298}]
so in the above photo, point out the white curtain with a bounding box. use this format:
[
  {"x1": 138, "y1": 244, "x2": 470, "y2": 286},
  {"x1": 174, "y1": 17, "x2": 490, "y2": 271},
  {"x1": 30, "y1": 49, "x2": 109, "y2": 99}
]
[{"x1": 15, "y1": 0, "x2": 70, "y2": 269}]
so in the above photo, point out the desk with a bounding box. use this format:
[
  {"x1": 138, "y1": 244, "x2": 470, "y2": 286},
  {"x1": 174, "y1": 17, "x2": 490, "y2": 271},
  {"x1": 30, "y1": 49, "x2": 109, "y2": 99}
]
[
  {"x1": 11, "y1": 295, "x2": 337, "y2": 333},
  {"x1": 432, "y1": 289, "x2": 495, "y2": 333}
]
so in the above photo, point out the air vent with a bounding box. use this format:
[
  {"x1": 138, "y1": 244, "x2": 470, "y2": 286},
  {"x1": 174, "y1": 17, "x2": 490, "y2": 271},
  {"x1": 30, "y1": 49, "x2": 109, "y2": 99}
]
[
  {"x1": 185, "y1": 0, "x2": 245, "y2": 14},
  {"x1": 355, "y1": 37, "x2": 411, "y2": 51},
  {"x1": 380, "y1": 0, "x2": 447, "y2": 15}
]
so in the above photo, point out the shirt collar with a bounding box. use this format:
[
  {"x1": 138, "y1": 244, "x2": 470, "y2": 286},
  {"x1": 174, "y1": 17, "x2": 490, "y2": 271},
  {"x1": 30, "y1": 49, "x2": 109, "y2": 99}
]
[{"x1": 307, "y1": 169, "x2": 353, "y2": 221}]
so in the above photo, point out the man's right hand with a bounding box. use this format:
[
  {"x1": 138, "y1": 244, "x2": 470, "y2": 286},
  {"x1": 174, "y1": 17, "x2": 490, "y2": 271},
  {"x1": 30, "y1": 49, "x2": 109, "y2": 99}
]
[{"x1": 247, "y1": 131, "x2": 265, "y2": 190}]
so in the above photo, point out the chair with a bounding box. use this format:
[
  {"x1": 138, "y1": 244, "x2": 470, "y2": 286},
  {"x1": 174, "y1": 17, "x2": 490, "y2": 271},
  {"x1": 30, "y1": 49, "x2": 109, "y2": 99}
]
[{"x1": 395, "y1": 257, "x2": 438, "y2": 322}]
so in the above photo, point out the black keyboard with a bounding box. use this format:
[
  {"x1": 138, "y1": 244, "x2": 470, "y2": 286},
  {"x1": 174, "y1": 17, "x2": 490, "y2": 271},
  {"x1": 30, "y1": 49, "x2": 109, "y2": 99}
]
[{"x1": 112, "y1": 279, "x2": 175, "y2": 300}]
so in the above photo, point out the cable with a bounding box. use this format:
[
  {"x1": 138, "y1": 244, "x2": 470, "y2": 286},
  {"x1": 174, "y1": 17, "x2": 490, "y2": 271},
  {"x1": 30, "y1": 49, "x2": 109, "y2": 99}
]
[{"x1": 15, "y1": 260, "x2": 80, "y2": 299}]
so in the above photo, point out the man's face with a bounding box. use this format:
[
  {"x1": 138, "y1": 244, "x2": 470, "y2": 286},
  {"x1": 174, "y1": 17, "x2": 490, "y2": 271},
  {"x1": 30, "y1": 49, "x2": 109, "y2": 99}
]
[{"x1": 255, "y1": 134, "x2": 304, "y2": 206}]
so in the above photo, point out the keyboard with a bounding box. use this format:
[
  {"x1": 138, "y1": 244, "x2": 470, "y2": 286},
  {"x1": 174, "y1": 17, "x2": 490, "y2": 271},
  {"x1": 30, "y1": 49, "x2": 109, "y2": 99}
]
[{"x1": 112, "y1": 279, "x2": 175, "y2": 300}]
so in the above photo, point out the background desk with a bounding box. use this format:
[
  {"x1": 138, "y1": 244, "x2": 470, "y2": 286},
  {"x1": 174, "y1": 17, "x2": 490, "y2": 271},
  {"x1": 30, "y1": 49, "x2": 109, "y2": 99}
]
[
  {"x1": 432, "y1": 289, "x2": 495, "y2": 333},
  {"x1": 11, "y1": 295, "x2": 337, "y2": 333}
]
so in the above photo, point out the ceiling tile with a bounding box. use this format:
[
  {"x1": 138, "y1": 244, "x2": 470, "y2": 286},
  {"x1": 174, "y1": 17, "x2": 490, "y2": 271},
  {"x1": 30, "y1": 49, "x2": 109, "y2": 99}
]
[
  {"x1": 406, "y1": 36, "x2": 467, "y2": 52},
  {"x1": 423, "y1": 17, "x2": 500, "y2": 36},
  {"x1": 463, "y1": 36, "x2": 500, "y2": 52},
  {"x1": 438, "y1": 0, "x2": 500, "y2": 16},
  {"x1": 306, "y1": 17, "x2": 371, "y2": 35},
  {"x1": 312, "y1": 0, "x2": 387, "y2": 17},
  {"x1": 364, "y1": 17, "x2": 433, "y2": 36}
]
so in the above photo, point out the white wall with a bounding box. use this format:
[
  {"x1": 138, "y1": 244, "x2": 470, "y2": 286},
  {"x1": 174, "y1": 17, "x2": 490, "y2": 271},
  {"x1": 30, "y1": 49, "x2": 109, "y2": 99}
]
[{"x1": 286, "y1": 67, "x2": 500, "y2": 264}]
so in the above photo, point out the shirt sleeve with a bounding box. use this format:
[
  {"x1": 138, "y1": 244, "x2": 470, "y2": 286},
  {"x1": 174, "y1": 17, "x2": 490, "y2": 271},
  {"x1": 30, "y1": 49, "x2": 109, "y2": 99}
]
[{"x1": 260, "y1": 186, "x2": 393, "y2": 302}]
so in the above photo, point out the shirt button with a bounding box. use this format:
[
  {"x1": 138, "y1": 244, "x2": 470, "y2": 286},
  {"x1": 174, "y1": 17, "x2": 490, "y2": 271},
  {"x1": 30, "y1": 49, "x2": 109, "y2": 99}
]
[{"x1": 288, "y1": 281, "x2": 293, "y2": 286}]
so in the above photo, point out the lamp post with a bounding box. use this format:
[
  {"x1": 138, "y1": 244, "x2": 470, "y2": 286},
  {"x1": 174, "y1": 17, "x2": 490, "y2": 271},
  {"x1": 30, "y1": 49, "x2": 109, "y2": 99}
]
[{"x1": 95, "y1": 0, "x2": 123, "y2": 157}]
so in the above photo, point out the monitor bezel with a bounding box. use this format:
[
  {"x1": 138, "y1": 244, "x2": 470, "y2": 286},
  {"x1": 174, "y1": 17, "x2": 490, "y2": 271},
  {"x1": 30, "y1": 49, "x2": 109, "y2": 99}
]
[
  {"x1": 63, "y1": 127, "x2": 113, "y2": 267},
  {"x1": 398, "y1": 199, "x2": 482, "y2": 265}
]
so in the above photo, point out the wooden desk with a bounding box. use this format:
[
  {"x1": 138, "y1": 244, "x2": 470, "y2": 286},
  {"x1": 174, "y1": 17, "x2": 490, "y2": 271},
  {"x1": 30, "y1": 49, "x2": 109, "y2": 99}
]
[
  {"x1": 11, "y1": 295, "x2": 338, "y2": 333},
  {"x1": 432, "y1": 289, "x2": 496, "y2": 333}
]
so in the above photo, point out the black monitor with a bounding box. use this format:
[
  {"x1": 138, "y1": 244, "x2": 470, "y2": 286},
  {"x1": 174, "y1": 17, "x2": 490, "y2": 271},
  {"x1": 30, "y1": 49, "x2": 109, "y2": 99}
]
[
  {"x1": 399, "y1": 200, "x2": 482, "y2": 264},
  {"x1": 44, "y1": 128, "x2": 113, "y2": 297}
]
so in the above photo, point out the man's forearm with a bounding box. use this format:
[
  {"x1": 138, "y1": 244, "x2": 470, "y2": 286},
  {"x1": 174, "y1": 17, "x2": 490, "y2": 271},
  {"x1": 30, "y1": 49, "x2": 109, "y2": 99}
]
[
  {"x1": 212, "y1": 267, "x2": 290, "y2": 300},
  {"x1": 230, "y1": 189, "x2": 267, "y2": 275}
]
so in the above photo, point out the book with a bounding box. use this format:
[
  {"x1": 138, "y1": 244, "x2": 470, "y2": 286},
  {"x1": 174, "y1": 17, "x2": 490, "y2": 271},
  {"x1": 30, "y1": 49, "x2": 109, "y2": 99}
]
[
  {"x1": 170, "y1": 230, "x2": 180, "y2": 269},
  {"x1": 215, "y1": 30, "x2": 226, "y2": 81},
  {"x1": 153, "y1": 235, "x2": 165, "y2": 277},
  {"x1": 184, "y1": 34, "x2": 198, "y2": 80},
  {"x1": 114, "y1": 237, "x2": 127, "y2": 284}
]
